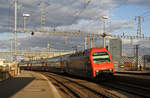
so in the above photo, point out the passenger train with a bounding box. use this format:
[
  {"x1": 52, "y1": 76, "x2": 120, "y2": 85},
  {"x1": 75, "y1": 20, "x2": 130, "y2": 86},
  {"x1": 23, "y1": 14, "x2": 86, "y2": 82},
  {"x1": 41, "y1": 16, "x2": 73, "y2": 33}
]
[{"x1": 20, "y1": 48, "x2": 115, "y2": 79}]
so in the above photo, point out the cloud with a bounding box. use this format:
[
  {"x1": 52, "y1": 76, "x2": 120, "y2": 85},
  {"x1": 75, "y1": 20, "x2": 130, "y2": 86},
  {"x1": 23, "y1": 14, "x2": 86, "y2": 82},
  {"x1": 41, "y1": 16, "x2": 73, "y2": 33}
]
[
  {"x1": 0, "y1": 0, "x2": 150, "y2": 53},
  {"x1": 115, "y1": 0, "x2": 150, "y2": 6},
  {"x1": 2, "y1": 0, "x2": 115, "y2": 29},
  {"x1": 109, "y1": 19, "x2": 135, "y2": 33},
  {"x1": 1, "y1": 0, "x2": 150, "y2": 32},
  {"x1": 1, "y1": 0, "x2": 143, "y2": 33}
]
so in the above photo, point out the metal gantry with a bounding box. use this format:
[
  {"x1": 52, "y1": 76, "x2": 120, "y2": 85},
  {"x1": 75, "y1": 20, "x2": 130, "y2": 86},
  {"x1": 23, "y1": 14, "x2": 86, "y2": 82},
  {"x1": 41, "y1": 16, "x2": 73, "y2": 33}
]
[
  {"x1": 15, "y1": 29, "x2": 150, "y2": 50},
  {"x1": 16, "y1": 29, "x2": 113, "y2": 48},
  {"x1": 16, "y1": 29, "x2": 150, "y2": 40},
  {"x1": 16, "y1": 29, "x2": 112, "y2": 37},
  {"x1": 113, "y1": 34, "x2": 150, "y2": 40}
]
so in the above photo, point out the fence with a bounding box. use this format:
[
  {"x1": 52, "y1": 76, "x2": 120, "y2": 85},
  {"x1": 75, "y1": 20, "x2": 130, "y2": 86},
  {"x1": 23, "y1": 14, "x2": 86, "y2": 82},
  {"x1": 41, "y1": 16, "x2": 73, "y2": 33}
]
[
  {"x1": 0, "y1": 72, "x2": 9, "y2": 82},
  {"x1": 120, "y1": 56, "x2": 143, "y2": 71}
]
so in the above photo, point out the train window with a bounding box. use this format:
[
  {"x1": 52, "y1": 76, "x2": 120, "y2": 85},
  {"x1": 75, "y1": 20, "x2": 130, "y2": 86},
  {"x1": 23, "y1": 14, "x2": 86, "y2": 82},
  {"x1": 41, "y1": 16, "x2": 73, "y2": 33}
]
[
  {"x1": 92, "y1": 52, "x2": 110, "y2": 63},
  {"x1": 46, "y1": 57, "x2": 61, "y2": 62}
]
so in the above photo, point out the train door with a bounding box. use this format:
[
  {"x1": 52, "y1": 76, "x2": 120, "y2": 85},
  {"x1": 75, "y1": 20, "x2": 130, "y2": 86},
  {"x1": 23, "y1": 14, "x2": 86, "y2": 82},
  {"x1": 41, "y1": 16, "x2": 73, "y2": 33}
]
[
  {"x1": 45, "y1": 62, "x2": 48, "y2": 71},
  {"x1": 60, "y1": 59, "x2": 64, "y2": 72},
  {"x1": 85, "y1": 58, "x2": 92, "y2": 77},
  {"x1": 63, "y1": 61, "x2": 67, "y2": 72},
  {"x1": 65, "y1": 60, "x2": 70, "y2": 73},
  {"x1": 27, "y1": 63, "x2": 29, "y2": 70},
  {"x1": 30, "y1": 63, "x2": 32, "y2": 70},
  {"x1": 41, "y1": 62, "x2": 44, "y2": 71}
]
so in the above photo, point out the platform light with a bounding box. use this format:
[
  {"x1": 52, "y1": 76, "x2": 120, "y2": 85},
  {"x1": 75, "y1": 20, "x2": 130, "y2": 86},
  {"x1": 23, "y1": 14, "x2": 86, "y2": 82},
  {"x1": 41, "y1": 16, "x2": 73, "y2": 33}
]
[
  {"x1": 23, "y1": 13, "x2": 30, "y2": 17},
  {"x1": 102, "y1": 16, "x2": 109, "y2": 19},
  {"x1": 23, "y1": 13, "x2": 30, "y2": 31}
]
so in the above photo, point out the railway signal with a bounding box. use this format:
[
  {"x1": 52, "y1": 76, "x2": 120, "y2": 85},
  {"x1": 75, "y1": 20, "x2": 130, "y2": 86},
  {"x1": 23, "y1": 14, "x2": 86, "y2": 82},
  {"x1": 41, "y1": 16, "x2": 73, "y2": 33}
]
[{"x1": 31, "y1": 31, "x2": 34, "y2": 35}]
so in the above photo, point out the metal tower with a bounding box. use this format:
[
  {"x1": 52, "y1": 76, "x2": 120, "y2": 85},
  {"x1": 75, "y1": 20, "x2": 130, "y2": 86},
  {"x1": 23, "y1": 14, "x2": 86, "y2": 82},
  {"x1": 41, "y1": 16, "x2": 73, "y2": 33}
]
[
  {"x1": 135, "y1": 16, "x2": 144, "y2": 37},
  {"x1": 14, "y1": 0, "x2": 18, "y2": 55},
  {"x1": 39, "y1": 1, "x2": 50, "y2": 30}
]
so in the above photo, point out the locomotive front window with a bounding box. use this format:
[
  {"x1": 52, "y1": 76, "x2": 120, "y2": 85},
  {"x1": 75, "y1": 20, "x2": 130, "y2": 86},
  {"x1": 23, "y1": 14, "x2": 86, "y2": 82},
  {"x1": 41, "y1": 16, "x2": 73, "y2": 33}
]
[{"x1": 92, "y1": 52, "x2": 110, "y2": 63}]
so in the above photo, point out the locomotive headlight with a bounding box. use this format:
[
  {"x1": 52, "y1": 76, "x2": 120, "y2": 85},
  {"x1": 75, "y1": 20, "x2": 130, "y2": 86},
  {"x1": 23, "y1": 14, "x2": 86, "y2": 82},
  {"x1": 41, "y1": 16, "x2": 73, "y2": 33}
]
[
  {"x1": 110, "y1": 69, "x2": 113, "y2": 72},
  {"x1": 95, "y1": 70, "x2": 99, "y2": 75}
]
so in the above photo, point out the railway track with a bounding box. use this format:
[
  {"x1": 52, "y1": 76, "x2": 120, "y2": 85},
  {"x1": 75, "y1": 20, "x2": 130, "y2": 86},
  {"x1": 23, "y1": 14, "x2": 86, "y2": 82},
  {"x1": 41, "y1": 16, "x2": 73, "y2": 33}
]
[
  {"x1": 39, "y1": 71, "x2": 150, "y2": 98},
  {"x1": 114, "y1": 74, "x2": 150, "y2": 88},
  {"x1": 100, "y1": 75, "x2": 150, "y2": 98},
  {"x1": 101, "y1": 81, "x2": 150, "y2": 97},
  {"x1": 41, "y1": 72, "x2": 120, "y2": 98}
]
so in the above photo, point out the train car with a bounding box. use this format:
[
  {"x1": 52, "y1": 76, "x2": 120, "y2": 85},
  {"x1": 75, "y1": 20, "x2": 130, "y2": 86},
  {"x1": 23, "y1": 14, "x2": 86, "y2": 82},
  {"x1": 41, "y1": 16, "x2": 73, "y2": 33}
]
[
  {"x1": 65, "y1": 49, "x2": 91, "y2": 77},
  {"x1": 44, "y1": 54, "x2": 70, "y2": 73},
  {"x1": 19, "y1": 59, "x2": 45, "y2": 71},
  {"x1": 66, "y1": 48, "x2": 115, "y2": 79},
  {"x1": 18, "y1": 61, "x2": 30, "y2": 70},
  {"x1": 60, "y1": 54, "x2": 70, "y2": 72},
  {"x1": 30, "y1": 60, "x2": 43, "y2": 71},
  {"x1": 45, "y1": 56, "x2": 63, "y2": 73}
]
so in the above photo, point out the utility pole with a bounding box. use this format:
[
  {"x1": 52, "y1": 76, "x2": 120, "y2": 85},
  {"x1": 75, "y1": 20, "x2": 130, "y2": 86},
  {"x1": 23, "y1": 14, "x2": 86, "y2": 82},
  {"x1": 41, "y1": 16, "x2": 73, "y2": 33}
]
[
  {"x1": 102, "y1": 16, "x2": 108, "y2": 48},
  {"x1": 90, "y1": 38, "x2": 94, "y2": 48},
  {"x1": 87, "y1": 37, "x2": 90, "y2": 49},
  {"x1": 40, "y1": 1, "x2": 50, "y2": 30},
  {"x1": 84, "y1": 37, "x2": 87, "y2": 50},
  {"x1": 47, "y1": 43, "x2": 50, "y2": 58},
  {"x1": 135, "y1": 16, "x2": 144, "y2": 37},
  {"x1": 10, "y1": 38, "x2": 13, "y2": 57},
  {"x1": 40, "y1": 1, "x2": 45, "y2": 30},
  {"x1": 47, "y1": 43, "x2": 50, "y2": 52},
  {"x1": 64, "y1": 35, "x2": 68, "y2": 44},
  {"x1": 14, "y1": 0, "x2": 17, "y2": 55},
  {"x1": 135, "y1": 45, "x2": 139, "y2": 70}
]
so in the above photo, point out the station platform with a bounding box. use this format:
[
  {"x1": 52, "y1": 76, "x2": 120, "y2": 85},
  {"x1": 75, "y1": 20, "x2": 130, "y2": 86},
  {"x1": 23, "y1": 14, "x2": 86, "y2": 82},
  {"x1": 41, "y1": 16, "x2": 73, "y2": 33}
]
[
  {"x1": 0, "y1": 71, "x2": 61, "y2": 98},
  {"x1": 116, "y1": 70, "x2": 150, "y2": 75}
]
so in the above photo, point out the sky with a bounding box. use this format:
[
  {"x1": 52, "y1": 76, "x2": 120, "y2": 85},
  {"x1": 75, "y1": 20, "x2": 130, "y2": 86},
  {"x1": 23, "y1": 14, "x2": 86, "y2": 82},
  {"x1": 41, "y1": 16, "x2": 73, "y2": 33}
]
[{"x1": 0, "y1": 0, "x2": 150, "y2": 53}]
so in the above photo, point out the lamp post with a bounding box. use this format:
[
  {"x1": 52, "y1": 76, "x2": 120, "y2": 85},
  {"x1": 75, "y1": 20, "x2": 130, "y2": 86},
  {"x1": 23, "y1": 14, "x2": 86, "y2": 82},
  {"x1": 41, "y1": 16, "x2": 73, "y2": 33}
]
[
  {"x1": 14, "y1": 0, "x2": 17, "y2": 55},
  {"x1": 47, "y1": 43, "x2": 50, "y2": 52},
  {"x1": 102, "y1": 16, "x2": 108, "y2": 48},
  {"x1": 47, "y1": 43, "x2": 50, "y2": 57},
  {"x1": 23, "y1": 13, "x2": 30, "y2": 31}
]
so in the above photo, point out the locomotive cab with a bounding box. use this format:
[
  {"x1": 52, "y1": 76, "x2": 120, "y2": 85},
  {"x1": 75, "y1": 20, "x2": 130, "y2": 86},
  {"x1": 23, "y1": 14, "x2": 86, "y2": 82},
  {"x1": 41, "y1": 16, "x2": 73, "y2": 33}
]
[{"x1": 90, "y1": 48, "x2": 115, "y2": 78}]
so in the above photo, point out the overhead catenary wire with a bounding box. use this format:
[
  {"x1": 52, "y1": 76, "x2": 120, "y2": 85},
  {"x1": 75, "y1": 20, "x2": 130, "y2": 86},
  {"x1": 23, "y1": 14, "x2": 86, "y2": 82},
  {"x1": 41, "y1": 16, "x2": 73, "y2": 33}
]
[
  {"x1": 142, "y1": 10, "x2": 150, "y2": 22},
  {"x1": 140, "y1": 9, "x2": 150, "y2": 17},
  {"x1": 72, "y1": 0, "x2": 92, "y2": 24},
  {"x1": 138, "y1": 9, "x2": 150, "y2": 22}
]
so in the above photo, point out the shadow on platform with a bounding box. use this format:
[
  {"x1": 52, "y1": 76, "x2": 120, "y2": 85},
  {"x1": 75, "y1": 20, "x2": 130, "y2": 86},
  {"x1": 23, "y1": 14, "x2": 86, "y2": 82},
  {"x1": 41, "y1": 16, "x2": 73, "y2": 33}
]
[{"x1": 0, "y1": 77, "x2": 35, "y2": 98}]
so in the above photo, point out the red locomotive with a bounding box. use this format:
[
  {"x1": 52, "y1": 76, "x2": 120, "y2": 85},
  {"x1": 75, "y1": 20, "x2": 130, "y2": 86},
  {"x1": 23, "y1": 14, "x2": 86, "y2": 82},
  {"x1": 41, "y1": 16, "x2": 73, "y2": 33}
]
[
  {"x1": 64, "y1": 48, "x2": 115, "y2": 78},
  {"x1": 20, "y1": 48, "x2": 115, "y2": 79}
]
